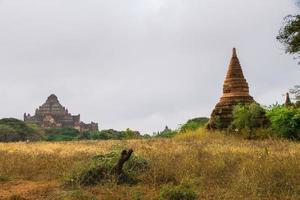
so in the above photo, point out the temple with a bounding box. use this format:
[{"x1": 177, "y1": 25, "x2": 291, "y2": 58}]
[
  {"x1": 24, "y1": 94, "x2": 98, "y2": 132},
  {"x1": 208, "y1": 48, "x2": 255, "y2": 129}
]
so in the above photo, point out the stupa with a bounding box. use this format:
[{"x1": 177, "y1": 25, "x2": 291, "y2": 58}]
[
  {"x1": 285, "y1": 92, "x2": 292, "y2": 106},
  {"x1": 208, "y1": 48, "x2": 255, "y2": 129}
]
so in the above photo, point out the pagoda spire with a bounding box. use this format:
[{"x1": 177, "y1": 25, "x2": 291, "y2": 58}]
[
  {"x1": 285, "y1": 92, "x2": 292, "y2": 106},
  {"x1": 232, "y1": 47, "x2": 237, "y2": 57},
  {"x1": 225, "y1": 48, "x2": 245, "y2": 81},
  {"x1": 208, "y1": 48, "x2": 255, "y2": 129}
]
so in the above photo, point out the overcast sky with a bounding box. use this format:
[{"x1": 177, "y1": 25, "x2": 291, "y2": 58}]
[{"x1": 0, "y1": 0, "x2": 299, "y2": 133}]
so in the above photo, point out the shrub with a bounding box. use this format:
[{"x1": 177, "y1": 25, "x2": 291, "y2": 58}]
[
  {"x1": 156, "y1": 126, "x2": 177, "y2": 138},
  {"x1": 64, "y1": 149, "x2": 148, "y2": 186},
  {"x1": 230, "y1": 103, "x2": 268, "y2": 138},
  {"x1": 159, "y1": 179, "x2": 198, "y2": 200},
  {"x1": 180, "y1": 117, "x2": 209, "y2": 133},
  {"x1": 44, "y1": 128, "x2": 80, "y2": 141},
  {"x1": 266, "y1": 105, "x2": 300, "y2": 140},
  {"x1": 77, "y1": 129, "x2": 141, "y2": 141}
]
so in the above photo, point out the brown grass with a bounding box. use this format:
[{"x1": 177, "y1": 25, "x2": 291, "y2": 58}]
[{"x1": 0, "y1": 129, "x2": 299, "y2": 200}]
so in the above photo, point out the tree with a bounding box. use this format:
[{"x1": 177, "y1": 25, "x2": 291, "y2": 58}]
[
  {"x1": 277, "y1": 15, "x2": 300, "y2": 62},
  {"x1": 0, "y1": 124, "x2": 15, "y2": 142},
  {"x1": 290, "y1": 85, "x2": 300, "y2": 101}
]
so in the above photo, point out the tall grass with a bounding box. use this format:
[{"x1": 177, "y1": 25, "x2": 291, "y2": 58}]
[{"x1": 0, "y1": 129, "x2": 299, "y2": 199}]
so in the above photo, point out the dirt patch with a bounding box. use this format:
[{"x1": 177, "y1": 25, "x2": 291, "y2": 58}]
[{"x1": 0, "y1": 180, "x2": 58, "y2": 200}]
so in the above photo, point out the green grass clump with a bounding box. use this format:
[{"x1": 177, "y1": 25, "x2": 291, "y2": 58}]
[
  {"x1": 159, "y1": 179, "x2": 198, "y2": 200},
  {"x1": 64, "y1": 149, "x2": 148, "y2": 187},
  {"x1": 0, "y1": 175, "x2": 9, "y2": 182}
]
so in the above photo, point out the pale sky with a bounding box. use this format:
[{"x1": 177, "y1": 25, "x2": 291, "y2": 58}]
[{"x1": 0, "y1": 0, "x2": 299, "y2": 133}]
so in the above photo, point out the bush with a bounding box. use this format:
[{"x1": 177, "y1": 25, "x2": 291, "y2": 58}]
[
  {"x1": 231, "y1": 103, "x2": 267, "y2": 130},
  {"x1": 64, "y1": 149, "x2": 148, "y2": 186},
  {"x1": 159, "y1": 180, "x2": 198, "y2": 200},
  {"x1": 156, "y1": 126, "x2": 177, "y2": 138},
  {"x1": 180, "y1": 117, "x2": 209, "y2": 133},
  {"x1": 77, "y1": 129, "x2": 141, "y2": 141},
  {"x1": 266, "y1": 105, "x2": 300, "y2": 140},
  {"x1": 230, "y1": 103, "x2": 268, "y2": 138},
  {"x1": 44, "y1": 128, "x2": 80, "y2": 141}
]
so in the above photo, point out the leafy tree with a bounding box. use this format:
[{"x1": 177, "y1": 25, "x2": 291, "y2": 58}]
[
  {"x1": 0, "y1": 124, "x2": 15, "y2": 142},
  {"x1": 277, "y1": 15, "x2": 300, "y2": 61}
]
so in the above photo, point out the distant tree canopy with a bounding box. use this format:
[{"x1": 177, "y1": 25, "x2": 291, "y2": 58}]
[
  {"x1": 44, "y1": 128, "x2": 142, "y2": 141},
  {"x1": 0, "y1": 118, "x2": 42, "y2": 142},
  {"x1": 277, "y1": 15, "x2": 300, "y2": 61},
  {"x1": 155, "y1": 126, "x2": 177, "y2": 138}
]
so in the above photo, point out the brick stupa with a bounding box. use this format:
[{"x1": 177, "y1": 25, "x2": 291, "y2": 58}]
[{"x1": 208, "y1": 48, "x2": 255, "y2": 129}]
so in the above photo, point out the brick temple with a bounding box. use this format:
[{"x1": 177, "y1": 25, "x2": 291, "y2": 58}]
[
  {"x1": 24, "y1": 94, "x2": 98, "y2": 132},
  {"x1": 208, "y1": 48, "x2": 256, "y2": 129}
]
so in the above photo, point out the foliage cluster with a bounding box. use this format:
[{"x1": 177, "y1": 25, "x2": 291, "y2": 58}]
[
  {"x1": 230, "y1": 103, "x2": 300, "y2": 140},
  {"x1": 290, "y1": 85, "x2": 300, "y2": 103},
  {"x1": 155, "y1": 126, "x2": 177, "y2": 138},
  {"x1": 0, "y1": 118, "x2": 42, "y2": 142},
  {"x1": 179, "y1": 117, "x2": 209, "y2": 133},
  {"x1": 266, "y1": 105, "x2": 300, "y2": 140},
  {"x1": 44, "y1": 128, "x2": 80, "y2": 141},
  {"x1": 159, "y1": 179, "x2": 198, "y2": 200},
  {"x1": 78, "y1": 128, "x2": 142, "y2": 141},
  {"x1": 0, "y1": 121, "x2": 142, "y2": 142},
  {"x1": 277, "y1": 15, "x2": 300, "y2": 60},
  {"x1": 64, "y1": 149, "x2": 148, "y2": 187},
  {"x1": 155, "y1": 117, "x2": 209, "y2": 138}
]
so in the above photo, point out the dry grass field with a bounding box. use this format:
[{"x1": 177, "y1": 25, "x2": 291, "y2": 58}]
[{"x1": 0, "y1": 129, "x2": 299, "y2": 200}]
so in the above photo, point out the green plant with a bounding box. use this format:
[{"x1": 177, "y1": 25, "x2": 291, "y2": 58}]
[
  {"x1": 64, "y1": 149, "x2": 148, "y2": 186},
  {"x1": 180, "y1": 117, "x2": 209, "y2": 133},
  {"x1": 230, "y1": 103, "x2": 268, "y2": 138},
  {"x1": 159, "y1": 179, "x2": 198, "y2": 200},
  {"x1": 156, "y1": 126, "x2": 177, "y2": 138},
  {"x1": 266, "y1": 105, "x2": 300, "y2": 140},
  {"x1": 44, "y1": 128, "x2": 80, "y2": 141},
  {"x1": 0, "y1": 175, "x2": 9, "y2": 182},
  {"x1": 277, "y1": 15, "x2": 300, "y2": 62},
  {"x1": 0, "y1": 118, "x2": 42, "y2": 142}
]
